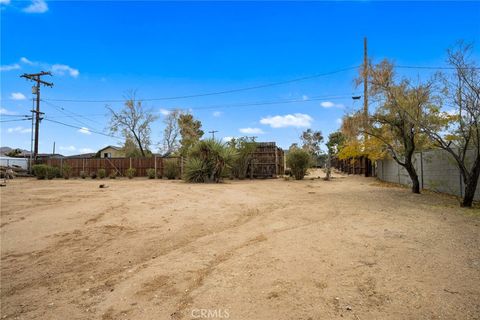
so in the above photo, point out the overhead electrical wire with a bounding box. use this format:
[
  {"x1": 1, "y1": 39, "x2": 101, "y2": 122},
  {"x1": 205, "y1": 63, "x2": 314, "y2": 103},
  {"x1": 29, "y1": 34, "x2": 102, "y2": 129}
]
[
  {"x1": 43, "y1": 94, "x2": 360, "y2": 118},
  {"x1": 0, "y1": 118, "x2": 33, "y2": 123},
  {"x1": 42, "y1": 65, "x2": 360, "y2": 103},
  {"x1": 43, "y1": 118, "x2": 123, "y2": 140}
]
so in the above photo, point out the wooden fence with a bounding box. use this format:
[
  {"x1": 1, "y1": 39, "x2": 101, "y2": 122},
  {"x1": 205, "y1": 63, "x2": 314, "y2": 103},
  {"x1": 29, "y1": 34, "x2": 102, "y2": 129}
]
[
  {"x1": 332, "y1": 156, "x2": 373, "y2": 176},
  {"x1": 39, "y1": 142, "x2": 285, "y2": 179},
  {"x1": 41, "y1": 157, "x2": 182, "y2": 178}
]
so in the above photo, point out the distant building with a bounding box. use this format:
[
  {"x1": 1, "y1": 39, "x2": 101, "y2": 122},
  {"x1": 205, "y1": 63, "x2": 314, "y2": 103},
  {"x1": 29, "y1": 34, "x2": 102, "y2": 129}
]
[
  {"x1": 36, "y1": 153, "x2": 65, "y2": 160},
  {"x1": 66, "y1": 153, "x2": 96, "y2": 159},
  {"x1": 97, "y1": 146, "x2": 125, "y2": 158}
]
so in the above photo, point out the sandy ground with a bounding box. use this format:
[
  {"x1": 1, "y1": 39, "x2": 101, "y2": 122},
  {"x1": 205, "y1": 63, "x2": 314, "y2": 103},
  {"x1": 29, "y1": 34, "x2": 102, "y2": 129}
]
[{"x1": 1, "y1": 172, "x2": 479, "y2": 320}]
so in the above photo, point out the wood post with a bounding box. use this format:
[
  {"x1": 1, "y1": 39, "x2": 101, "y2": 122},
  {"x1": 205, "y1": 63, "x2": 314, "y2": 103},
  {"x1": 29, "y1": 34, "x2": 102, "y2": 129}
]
[{"x1": 154, "y1": 156, "x2": 157, "y2": 179}]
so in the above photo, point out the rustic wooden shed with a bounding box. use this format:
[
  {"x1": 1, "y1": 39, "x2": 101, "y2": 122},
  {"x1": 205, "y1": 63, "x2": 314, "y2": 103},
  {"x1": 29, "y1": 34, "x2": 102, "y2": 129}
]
[{"x1": 249, "y1": 142, "x2": 285, "y2": 178}]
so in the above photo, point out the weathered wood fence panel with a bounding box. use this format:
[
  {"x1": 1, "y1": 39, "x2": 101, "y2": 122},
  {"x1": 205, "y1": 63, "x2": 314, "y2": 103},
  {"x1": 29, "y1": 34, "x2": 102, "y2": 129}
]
[
  {"x1": 250, "y1": 142, "x2": 285, "y2": 178},
  {"x1": 39, "y1": 143, "x2": 285, "y2": 179},
  {"x1": 42, "y1": 157, "x2": 181, "y2": 177}
]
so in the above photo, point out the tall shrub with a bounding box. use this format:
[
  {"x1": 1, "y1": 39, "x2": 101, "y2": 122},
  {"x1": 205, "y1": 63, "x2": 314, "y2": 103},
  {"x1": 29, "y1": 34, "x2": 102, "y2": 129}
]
[
  {"x1": 286, "y1": 148, "x2": 311, "y2": 180},
  {"x1": 32, "y1": 164, "x2": 48, "y2": 180},
  {"x1": 164, "y1": 159, "x2": 179, "y2": 179}
]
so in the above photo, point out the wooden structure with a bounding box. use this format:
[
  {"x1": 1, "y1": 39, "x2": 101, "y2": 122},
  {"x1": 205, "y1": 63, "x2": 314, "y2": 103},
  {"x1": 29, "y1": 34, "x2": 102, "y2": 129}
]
[
  {"x1": 332, "y1": 156, "x2": 373, "y2": 176},
  {"x1": 249, "y1": 142, "x2": 285, "y2": 178}
]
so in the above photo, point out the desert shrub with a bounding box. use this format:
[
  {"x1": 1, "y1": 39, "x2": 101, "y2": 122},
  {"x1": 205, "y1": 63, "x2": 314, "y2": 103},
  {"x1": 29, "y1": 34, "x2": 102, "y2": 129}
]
[
  {"x1": 146, "y1": 168, "x2": 156, "y2": 179},
  {"x1": 126, "y1": 167, "x2": 136, "y2": 179},
  {"x1": 164, "y1": 159, "x2": 179, "y2": 179},
  {"x1": 32, "y1": 164, "x2": 48, "y2": 179},
  {"x1": 54, "y1": 166, "x2": 62, "y2": 178},
  {"x1": 227, "y1": 137, "x2": 257, "y2": 179},
  {"x1": 109, "y1": 170, "x2": 117, "y2": 179},
  {"x1": 62, "y1": 164, "x2": 72, "y2": 179},
  {"x1": 183, "y1": 157, "x2": 208, "y2": 183},
  {"x1": 184, "y1": 139, "x2": 237, "y2": 183},
  {"x1": 286, "y1": 148, "x2": 311, "y2": 180},
  {"x1": 80, "y1": 171, "x2": 87, "y2": 179},
  {"x1": 46, "y1": 166, "x2": 58, "y2": 180},
  {"x1": 90, "y1": 171, "x2": 97, "y2": 179},
  {"x1": 98, "y1": 168, "x2": 107, "y2": 179}
]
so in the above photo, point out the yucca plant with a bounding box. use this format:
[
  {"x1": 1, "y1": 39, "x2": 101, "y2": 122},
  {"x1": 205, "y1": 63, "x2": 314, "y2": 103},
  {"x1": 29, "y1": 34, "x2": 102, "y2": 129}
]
[{"x1": 184, "y1": 139, "x2": 237, "y2": 183}]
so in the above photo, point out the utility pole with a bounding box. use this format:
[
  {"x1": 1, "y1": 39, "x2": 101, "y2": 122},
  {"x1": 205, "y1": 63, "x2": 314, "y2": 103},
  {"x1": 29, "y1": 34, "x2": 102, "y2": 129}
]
[
  {"x1": 208, "y1": 130, "x2": 219, "y2": 139},
  {"x1": 363, "y1": 37, "x2": 370, "y2": 177},
  {"x1": 21, "y1": 71, "x2": 53, "y2": 159},
  {"x1": 363, "y1": 37, "x2": 368, "y2": 119}
]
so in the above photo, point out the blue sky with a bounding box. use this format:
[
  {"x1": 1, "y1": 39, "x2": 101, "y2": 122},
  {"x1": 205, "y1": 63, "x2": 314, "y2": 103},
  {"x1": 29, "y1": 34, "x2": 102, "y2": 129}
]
[{"x1": 1, "y1": 1, "x2": 479, "y2": 155}]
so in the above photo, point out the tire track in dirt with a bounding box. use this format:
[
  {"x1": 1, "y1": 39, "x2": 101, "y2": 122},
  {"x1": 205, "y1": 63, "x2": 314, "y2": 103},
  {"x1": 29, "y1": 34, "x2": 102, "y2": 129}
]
[{"x1": 170, "y1": 234, "x2": 268, "y2": 320}]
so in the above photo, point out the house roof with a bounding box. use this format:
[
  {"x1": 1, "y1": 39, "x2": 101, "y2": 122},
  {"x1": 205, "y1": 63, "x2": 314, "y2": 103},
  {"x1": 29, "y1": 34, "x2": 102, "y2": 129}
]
[
  {"x1": 66, "y1": 153, "x2": 96, "y2": 159},
  {"x1": 98, "y1": 145, "x2": 122, "y2": 152}
]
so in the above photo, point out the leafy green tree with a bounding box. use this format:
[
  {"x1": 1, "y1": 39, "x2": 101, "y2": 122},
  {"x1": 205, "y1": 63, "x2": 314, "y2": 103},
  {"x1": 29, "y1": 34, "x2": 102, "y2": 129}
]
[
  {"x1": 325, "y1": 131, "x2": 346, "y2": 180},
  {"x1": 178, "y1": 113, "x2": 204, "y2": 157},
  {"x1": 300, "y1": 129, "x2": 323, "y2": 158}
]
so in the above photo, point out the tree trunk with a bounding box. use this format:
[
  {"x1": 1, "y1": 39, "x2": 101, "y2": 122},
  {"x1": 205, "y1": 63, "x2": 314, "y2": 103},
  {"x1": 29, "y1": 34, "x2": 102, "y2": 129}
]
[
  {"x1": 404, "y1": 161, "x2": 420, "y2": 194},
  {"x1": 461, "y1": 159, "x2": 480, "y2": 207}
]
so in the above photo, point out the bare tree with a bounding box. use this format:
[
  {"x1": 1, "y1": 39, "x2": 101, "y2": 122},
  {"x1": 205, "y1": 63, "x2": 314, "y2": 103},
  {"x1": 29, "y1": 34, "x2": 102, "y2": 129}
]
[
  {"x1": 160, "y1": 109, "x2": 182, "y2": 156},
  {"x1": 418, "y1": 42, "x2": 480, "y2": 207},
  {"x1": 106, "y1": 92, "x2": 158, "y2": 157}
]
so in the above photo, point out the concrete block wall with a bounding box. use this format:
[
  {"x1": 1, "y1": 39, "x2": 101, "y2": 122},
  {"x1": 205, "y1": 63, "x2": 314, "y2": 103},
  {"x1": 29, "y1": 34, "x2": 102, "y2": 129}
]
[{"x1": 376, "y1": 149, "x2": 480, "y2": 201}]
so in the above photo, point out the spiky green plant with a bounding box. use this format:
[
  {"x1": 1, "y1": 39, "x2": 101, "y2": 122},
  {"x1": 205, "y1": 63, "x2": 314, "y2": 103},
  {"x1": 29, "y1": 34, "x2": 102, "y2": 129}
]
[{"x1": 184, "y1": 139, "x2": 237, "y2": 183}]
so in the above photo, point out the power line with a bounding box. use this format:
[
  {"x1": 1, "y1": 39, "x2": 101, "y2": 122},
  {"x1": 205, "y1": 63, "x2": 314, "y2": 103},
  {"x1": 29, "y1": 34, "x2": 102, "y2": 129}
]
[
  {"x1": 42, "y1": 99, "x2": 105, "y2": 131},
  {"x1": 42, "y1": 66, "x2": 360, "y2": 103},
  {"x1": 43, "y1": 118, "x2": 124, "y2": 140},
  {"x1": 0, "y1": 118, "x2": 33, "y2": 123},
  {"x1": 397, "y1": 65, "x2": 480, "y2": 70},
  {"x1": 0, "y1": 114, "x2": 32, "y2": 118},
  {"x1": 38, "y1": 93, "x2": 359, "y2": 119}
]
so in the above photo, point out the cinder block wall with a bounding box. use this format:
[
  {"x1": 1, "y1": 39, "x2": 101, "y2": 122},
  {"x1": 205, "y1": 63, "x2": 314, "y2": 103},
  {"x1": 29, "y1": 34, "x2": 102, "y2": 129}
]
[{"x1": 376, "y1": 149, "x2": 480, "y2": 201}]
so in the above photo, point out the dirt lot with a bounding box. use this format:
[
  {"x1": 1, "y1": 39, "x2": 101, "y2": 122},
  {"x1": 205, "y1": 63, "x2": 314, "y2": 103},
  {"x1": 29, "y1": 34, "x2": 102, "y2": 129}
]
[{"x1": 1, "y1": 173, "x2": 479, "y2": 320}]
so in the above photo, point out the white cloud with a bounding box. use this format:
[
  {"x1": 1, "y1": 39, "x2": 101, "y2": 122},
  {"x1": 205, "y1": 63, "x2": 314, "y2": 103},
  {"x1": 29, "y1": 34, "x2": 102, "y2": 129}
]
[
  {"x1": 10, "y1": 92, "x2": 27, "y2": 100},
  {"x1": 445, "y1": 109, "x2": 458, "y2": 116},
  {"x1": 302, "y1": 95, "x2": 309, "y2": 101},
  {"x1": 222, "y1": 136, "x2": 235, "y2": 142},
  {"x1": 78, "y1": 127, "x2": 91, "y2": 135},
  {"x1": 79, "y1": 148, "x2": 94, "y2": 153},
  {"x1": 336, "y1": 118, "x2": 343, "y2": 125},
  {"x1": 260, "y1": 113, "x2": 313, "y2": 128},
  {"x1": 0, "y1": 108, "x2": 17, "y2": 115},
  {"x1": 20, "y1": 57, "x2": 36, "y2": 65},
  {"x1": 159, "y1": 108, "x2": 170, "y2": 116},
  {"x1": 0, "y1": 63, "x2": 20, "y2": 72},
  {"x1": 239, "y1": 127, "x2": 265, "y2": 134},
  {"x1": 213, "y1": 111, "x2": 222, "y2": 117},
  {"x1": 59, "y1": 145, "x2": 76, "y2": 151},
  {"x1": 51, "y1": 64, "x2": 79, "y2": 78},
  {"x1": 7, "y1": 126, "x2": 31, "y2": 134},
  {"x1": 320, "y1": 101, "x2": 344, "y2": 108},
  {"x1": 23, "y1": 0, "x2": 48, "y2": 13},
  {"x1": 0, "y1": 0, "x2": 11, "y2": 5}
]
